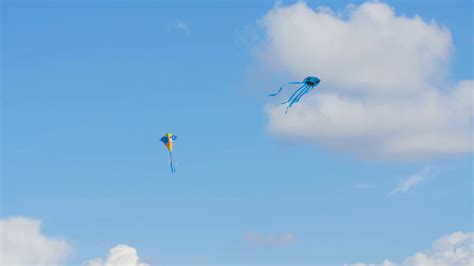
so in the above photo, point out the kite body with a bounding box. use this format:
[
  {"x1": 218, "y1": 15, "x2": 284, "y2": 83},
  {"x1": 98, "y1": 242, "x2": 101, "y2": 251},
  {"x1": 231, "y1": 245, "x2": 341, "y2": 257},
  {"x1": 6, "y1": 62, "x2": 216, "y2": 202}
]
[
  {"x1": 269, "y1": 76, "x2": 321, "y2": 112},
  {"x1": 160, "y1": 132, "x2": 177, "y2": 173}
]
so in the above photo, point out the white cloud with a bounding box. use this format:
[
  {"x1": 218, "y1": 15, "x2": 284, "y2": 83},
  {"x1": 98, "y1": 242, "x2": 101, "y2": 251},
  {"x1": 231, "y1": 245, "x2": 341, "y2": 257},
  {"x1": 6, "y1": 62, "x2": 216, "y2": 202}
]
[
  {"x1": 0, "y1": 217, "x2": 72, "y2": 266},
  {"x1": 345, "y1": 231, "x2": 474, "y2": 266},
  {"x1": 245, "y1": 232, "x2": 296, "y2": 246},
  {"x1": 346, "y1": 260, "x2": 395, "y2": 266},
  {"x1": 0, "y1": 217, "x2": 150, "y2": 266},
  {"x1": 255, "y1": 2, "x2": 473, "y2": 160},
  {"x1": 83, "y1": 245, "x2": 149, "y2": 266},
  {"x1": 175, "y1": 20, "x2": 189, "y2": 33},
  {"x1": 390, "y1": 166, "x2": 433, "y2": 195}
]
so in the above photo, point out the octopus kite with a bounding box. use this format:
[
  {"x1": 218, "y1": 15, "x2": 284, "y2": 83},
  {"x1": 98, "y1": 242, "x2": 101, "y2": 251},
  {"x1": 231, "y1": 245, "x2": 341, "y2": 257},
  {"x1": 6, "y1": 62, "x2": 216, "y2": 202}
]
[
  {"x1": 160, "y1": 132, "x2": 177, "y2": 173},
  {"x1": 269, "y1": 76, "x2": 321, "y2": 112}
]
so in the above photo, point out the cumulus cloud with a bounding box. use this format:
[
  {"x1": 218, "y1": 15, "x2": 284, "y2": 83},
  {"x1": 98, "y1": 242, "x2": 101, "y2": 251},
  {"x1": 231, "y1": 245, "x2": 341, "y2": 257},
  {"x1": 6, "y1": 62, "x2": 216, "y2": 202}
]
[
  {"x1": 244, "y1": 232, "x2": 296, "y2": 246},
  {"x1": 255, "y1": 2, "x2": 473, "y2": 160},
  {"x1": 0, "y1": 217, "x2": 72, "y2": 266},
  {"x1": 83, "y1": 245, "x2": 149, "y2": 266},
  {"x1": 345, "y1": 231, "x2": 474, "y2": 266}
]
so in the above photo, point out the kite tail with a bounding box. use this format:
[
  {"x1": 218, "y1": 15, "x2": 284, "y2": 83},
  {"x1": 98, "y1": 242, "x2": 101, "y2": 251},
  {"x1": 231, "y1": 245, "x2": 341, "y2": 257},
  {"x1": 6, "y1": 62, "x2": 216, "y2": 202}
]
[
  {"x1": 282, "y1": 84, "x2": 307, "y2": 104},
  {"x1": 269, "y1": 81, "x2": 302, "y2": 96},
  {"x1": 269, "y1": 86, "x2": 284, "y2": 96},
  {"x1": 285, "y1": 85, "x2": 312, "y2": 113},
  {"x1": 169, "y1": 152, "x2": 176, "y2": 173}
]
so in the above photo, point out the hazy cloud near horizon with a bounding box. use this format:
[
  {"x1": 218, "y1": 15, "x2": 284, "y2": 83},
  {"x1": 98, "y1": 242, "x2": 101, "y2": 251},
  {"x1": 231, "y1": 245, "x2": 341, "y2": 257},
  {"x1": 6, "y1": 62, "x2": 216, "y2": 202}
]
[
  {"x1": 345, "y1": 231, "x2": 474, "y2": 266},
  {"x1": 1, "y1": 216, "x2": 472, "y2": 265},
  {"x1": 0, "y1": 217, "x2": 149, "y2": 266},
  {"x1": 0, "y1": 217, "x2": 72, "y2": 266},
  {"x1": 83, "y1": 245, "x2": 149, "y2": 266}
]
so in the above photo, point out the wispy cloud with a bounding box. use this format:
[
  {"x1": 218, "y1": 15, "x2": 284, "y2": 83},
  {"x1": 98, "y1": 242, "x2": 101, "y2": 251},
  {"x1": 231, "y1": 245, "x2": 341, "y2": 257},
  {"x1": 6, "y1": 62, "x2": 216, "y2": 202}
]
[
  {"x1": 245, "y1": 232, "x2": 296, "y2": 246},
  {"x1": 390, "y1": 167, "x2": 434, "y2": 195},
  {"x1": 175, "y1": 20, "x2": 189, "y2": 33}
]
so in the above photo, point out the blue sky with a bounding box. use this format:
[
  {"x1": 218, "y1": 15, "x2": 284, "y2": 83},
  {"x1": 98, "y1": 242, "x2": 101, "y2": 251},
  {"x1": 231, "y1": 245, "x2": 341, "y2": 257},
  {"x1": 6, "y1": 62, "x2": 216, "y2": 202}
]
[{"x1": 1, "y1": 0, "x2": 473, "y2": 265}]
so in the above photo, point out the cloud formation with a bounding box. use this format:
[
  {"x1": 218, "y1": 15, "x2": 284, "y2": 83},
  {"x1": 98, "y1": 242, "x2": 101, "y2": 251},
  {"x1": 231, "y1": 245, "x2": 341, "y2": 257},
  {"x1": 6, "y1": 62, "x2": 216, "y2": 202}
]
[
  {"x1": 390, "y1": 166, "x2": 433, "y2": 195},
  {"x1": 175, "y1": 20, "x2": 189, "y2": 33},
  {"x1": 83, "y1": 245, "x2": 149, "y2": 266},
  {"x1": 345, "y1": 231, "x2": 474, "y2": 266},
  {"x1": 0, "y1": 217, "x2": 72, "y2": 266},
  {"x1": 245, "y1": 232, "x2": 296, "y2": 246},
  {"x1": 256, "y1": 2, "x2": 473, "y2": 160}
]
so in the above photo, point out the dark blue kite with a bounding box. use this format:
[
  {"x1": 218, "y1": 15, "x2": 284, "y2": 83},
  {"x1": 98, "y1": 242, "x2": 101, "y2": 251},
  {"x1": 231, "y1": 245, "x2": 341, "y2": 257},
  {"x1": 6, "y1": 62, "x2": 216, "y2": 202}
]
[{"x1": 269, "y1": 76, "x2": 321, "y2": 112}]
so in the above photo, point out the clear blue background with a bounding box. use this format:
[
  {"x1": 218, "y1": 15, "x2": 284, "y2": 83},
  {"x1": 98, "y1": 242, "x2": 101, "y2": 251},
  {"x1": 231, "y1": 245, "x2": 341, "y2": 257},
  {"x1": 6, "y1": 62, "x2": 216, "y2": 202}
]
[{"x1": 2, "y1": 0, "x2": 472, "y2": 265}]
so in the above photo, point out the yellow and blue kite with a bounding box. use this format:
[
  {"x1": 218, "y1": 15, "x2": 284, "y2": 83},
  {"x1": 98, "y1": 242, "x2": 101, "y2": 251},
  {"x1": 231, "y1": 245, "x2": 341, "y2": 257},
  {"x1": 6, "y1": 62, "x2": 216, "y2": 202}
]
[{"x1": 160, "y1": 132, "x2": 178, "y2": 173}]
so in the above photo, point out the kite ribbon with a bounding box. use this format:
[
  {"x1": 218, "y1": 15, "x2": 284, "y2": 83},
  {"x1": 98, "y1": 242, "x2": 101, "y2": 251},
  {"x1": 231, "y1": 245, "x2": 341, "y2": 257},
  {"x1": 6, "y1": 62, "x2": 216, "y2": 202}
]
[
  {"x1": 169, "y1": 151, "x2": 176, "y2": 173},
  {"x1": 268, "y1": 81, "x2": 303, "y2": 96}
]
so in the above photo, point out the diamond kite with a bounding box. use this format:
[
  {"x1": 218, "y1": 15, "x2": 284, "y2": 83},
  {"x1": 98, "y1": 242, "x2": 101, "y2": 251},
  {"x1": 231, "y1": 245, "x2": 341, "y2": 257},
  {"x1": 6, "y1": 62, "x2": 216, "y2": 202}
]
[{"x1": 160, "y1": 132, "x2": 178, "y2": 173}]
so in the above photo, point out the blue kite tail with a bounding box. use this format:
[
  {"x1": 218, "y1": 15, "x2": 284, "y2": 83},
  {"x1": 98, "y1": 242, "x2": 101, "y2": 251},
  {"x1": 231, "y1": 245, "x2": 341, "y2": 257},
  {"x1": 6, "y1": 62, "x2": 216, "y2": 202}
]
[
  {"x1": 268, "y1": 81, "x2": 302, "y2": 96},
  {"x1": 268, "y1": 86, "x2": 284, "y2": 96},
  {"x1": 281, "y1": 84, "x2": 307, "y2": 104},
  {"x1": 170, "y1": 160, "x2": 175, "y2": 173},
  {"x1": 284, "y1": 85, "x2": 313, "y2": 113},
  {"x1": 169, "y1": 152, "x2": 176, "y2": 173}
]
